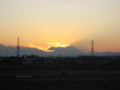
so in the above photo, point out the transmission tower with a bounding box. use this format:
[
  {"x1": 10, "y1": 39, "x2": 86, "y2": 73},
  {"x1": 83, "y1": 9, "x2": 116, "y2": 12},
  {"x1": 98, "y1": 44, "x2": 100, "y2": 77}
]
[
  {"x1": 17, "y1": 37, "x2": 20, "y2": 57},
  {"x1": 91, "y1": 40, "x2": 94, "y2": 56}
]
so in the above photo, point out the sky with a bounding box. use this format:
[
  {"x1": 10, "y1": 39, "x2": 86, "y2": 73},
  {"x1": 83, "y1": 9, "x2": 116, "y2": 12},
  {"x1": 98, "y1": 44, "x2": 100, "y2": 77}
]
[{"x1": 0, "y1": 0, "x2": 120, "y2": 52}]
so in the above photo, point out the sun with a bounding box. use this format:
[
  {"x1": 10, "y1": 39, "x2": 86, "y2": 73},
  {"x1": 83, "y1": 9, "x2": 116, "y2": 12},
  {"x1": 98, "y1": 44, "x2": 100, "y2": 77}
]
[
  {"x1": 48, "y1": 42, "x2": 69, "y2": 48},
  {"x1": 27, "y1": 42, "x2": 70, "y2": 52}
]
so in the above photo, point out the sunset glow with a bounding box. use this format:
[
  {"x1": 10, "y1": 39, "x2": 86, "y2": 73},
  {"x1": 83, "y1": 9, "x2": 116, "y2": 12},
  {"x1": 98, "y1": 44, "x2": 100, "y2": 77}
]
[
  {"x1": 27, "y1": 44, "x2": 53, "y2": 52},
  {"x1": 48, "y1": 42, "x2": 69, "y2": 48},
  {"x1": 27, "y1": 42, "x2": 70, "y2": 52},
  {"x1": 0, "y1": 0, "x2": 120, "y2": 52}
]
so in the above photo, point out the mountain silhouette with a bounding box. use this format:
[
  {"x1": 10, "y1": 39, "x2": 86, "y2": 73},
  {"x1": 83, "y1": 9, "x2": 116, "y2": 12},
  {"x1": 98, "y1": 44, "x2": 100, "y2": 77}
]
[
  {"x1": 0, "y1": 44, "x2": 119, "y2": 57},
  {"x1": 48, "y1": 46, "x2": 85, "y2": 56},
  {"x1": 0, "y1": 44, "x2": 46, "y2": 57}
]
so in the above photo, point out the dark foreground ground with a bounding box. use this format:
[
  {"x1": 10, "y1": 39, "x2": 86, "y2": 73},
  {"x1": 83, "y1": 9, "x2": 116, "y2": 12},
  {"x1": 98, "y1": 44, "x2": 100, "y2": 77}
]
[
  {"x1": 0, "y1": 56, "x2": 120, "y2": 90},
  {"x1": 0, "y1": 77, "x2": 120, "y2": 90},
  {"x1": 0, "y1": 66, "x2": 120, "y2": 90}
]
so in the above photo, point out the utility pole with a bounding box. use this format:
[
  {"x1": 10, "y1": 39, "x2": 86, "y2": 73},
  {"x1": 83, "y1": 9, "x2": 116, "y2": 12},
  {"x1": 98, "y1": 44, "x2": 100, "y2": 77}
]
[
  {"x1": 17, "y1": 37, "x2": 20, "y2": 57},
  {"x1": 91, "y1": 40, "x2": 94, "y2": 56}
]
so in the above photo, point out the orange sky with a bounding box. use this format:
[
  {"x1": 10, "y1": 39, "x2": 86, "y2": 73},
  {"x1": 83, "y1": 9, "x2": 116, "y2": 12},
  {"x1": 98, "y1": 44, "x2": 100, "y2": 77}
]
[{"x1": 0, "y1": 0, "x2": 120, "y2": 52}]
